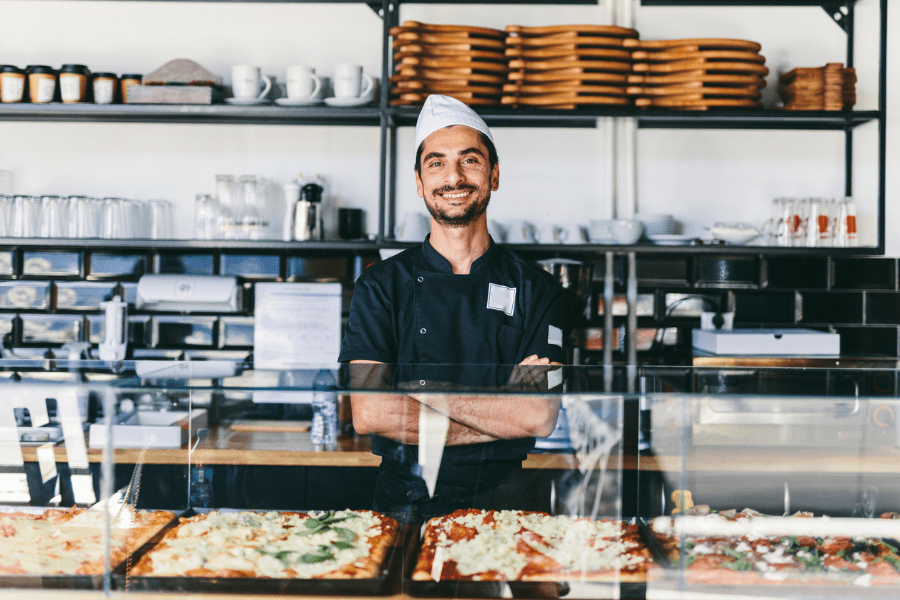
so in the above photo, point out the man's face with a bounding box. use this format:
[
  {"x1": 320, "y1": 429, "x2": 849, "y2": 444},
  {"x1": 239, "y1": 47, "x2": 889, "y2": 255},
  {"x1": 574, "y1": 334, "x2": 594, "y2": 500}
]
[{"x1": 415, "y1": 125, "x2": 499, "y2": 229}]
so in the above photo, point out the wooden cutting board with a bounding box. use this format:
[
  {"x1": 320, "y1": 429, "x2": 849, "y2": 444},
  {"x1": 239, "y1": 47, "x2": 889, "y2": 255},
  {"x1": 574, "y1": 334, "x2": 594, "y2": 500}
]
[
  {"x1": 394, "y1": 69, "x2": 508, "y2": 84},
  {"x1": 392, "y1": 91, "x2": 500, "y2": 105},
  {"x1": 508, "y1": 58, "x2": 632, "y2": 72},
  {"x1": 503, "y1": 82, "x2": 628, "y2": 95},
  {"x1": 631, "y1": 50, "x2": 766, "y2": 63},
  {"x1": 508, "y1": 69, "x2": 629, "y2": 84},
  {"x1": 501, "y1": 93, "x2": 632, "y2": 105},
  {"x1": 625, "y1": 38, "x2": 762, "y2": 52},
  {"x1": 628, "y1": 84, "x2": 762, "y2": 97},
  {"x1": 394, "y1": 46, "x2": 508, "y2": 62},
  {"x1": 230, "y1": 420, "x2": 311, "y2": 433},
  {"x1": 636, "y1": 96, "x2": 761, "y2": 108},
  {"x1": 505, "y1": 33, "x2": 629, "y2": 48},
  {"x1": 633, "y1": 60, "x2": 770, "y2": 75},
  {"x1": 399, "y1": 56, "x2": 509, "y2": 72},
  {"x1": 506, "y1": 46, "x2": 632, "y2": 60},
  {"x1": 392, "y1": 21, "x2": 506, "y2": 38},
  {"x1": 628, "y1": 71, "x2": 766, "y2": 88},
  {"x1": 393, "y1": 32, "x2": 506, "y2": 49},
  {"x1": 506, "y1": 24, "x2": 639, "y2": 38}
]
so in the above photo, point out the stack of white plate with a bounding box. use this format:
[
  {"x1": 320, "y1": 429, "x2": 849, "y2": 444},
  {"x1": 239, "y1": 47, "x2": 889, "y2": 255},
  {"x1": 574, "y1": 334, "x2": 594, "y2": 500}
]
[{"x1": 638, "y1": 214, "x2": 675, "y2": 236}]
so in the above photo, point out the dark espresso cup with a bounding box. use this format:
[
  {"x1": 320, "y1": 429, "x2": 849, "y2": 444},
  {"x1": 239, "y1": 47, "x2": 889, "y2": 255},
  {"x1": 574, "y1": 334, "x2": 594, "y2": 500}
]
[{"x1": 338, "y1": 208, "x2": 364, "y2": 239}]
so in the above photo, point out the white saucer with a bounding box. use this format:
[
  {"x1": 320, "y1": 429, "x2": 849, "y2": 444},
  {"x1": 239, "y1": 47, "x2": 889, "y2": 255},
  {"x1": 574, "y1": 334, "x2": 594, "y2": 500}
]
[
  {"x1": 225, "y1": 97, "x2": 272, "y2": 105},
  {"x1": 324, "y1": 96, "x2": 375, "y2": 107},
  {"x1": 648, "y1": 234, "x2": 695, "y2": 245},
  {"x1": 275, "y1": 97, "x2": 324, "y2": 107}
]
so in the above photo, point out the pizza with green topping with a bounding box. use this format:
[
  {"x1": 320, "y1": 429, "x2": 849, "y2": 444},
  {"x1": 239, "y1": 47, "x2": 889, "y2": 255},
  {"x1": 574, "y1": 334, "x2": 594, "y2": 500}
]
[
  {"x1": 130, "y1": 510, "x2": 399, "y2": 579},
  {"x1": 651, "y1": 508, "x2": 900, "y2": 586}
]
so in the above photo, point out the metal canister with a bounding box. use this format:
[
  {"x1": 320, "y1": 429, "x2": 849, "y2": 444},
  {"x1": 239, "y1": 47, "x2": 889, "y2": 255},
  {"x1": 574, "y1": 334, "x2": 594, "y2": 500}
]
[{"x1": 293, "y1": 182, "x2": 323, "y2": 240}]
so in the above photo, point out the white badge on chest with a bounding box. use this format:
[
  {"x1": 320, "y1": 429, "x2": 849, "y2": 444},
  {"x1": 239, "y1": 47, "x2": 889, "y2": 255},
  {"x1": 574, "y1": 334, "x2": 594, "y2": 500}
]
[{"x1": 486, "y1": 283, "x2": 516, "y2": 316}]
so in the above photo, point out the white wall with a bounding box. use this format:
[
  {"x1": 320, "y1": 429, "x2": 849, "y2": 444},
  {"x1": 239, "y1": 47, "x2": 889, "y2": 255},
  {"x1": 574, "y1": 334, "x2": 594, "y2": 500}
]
[{"x1": 0, "y1": 0, "x2": 894, "y2": 250}]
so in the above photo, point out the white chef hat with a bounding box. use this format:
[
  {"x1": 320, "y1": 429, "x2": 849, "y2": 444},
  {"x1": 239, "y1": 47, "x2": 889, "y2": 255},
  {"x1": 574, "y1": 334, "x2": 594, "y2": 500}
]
[{"x1": 414, "y1": 94, "x2": 494, "y2": 152}]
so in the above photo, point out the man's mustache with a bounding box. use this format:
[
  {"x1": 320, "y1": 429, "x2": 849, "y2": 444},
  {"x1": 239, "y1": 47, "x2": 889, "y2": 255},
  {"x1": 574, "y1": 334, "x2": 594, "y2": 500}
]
[{"x1": 433, "y1": 184, "x2": 478, "y2": 195}]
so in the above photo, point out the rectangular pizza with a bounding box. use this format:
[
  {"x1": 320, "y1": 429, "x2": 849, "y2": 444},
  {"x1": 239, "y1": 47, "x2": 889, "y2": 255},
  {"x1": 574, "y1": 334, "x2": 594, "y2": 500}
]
[
  {"x1": 129, "y1": 509, "x2": 400, "y2": 579},
  {"x1": 0, "y1": 506, "x2": 175, "y2": 575},
  {"x1": 412, "y1": 508, "x2": 652, "y2": 582},
  {"x1": 651, "y1": 507, "x2": 900, "y2": 587}
]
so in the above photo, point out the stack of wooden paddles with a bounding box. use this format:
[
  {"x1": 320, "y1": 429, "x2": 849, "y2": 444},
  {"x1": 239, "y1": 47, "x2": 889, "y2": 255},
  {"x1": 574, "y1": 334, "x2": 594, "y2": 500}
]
[
  {"x1": 778, "y1": 63, "x2": 856, "y2": 110},
  {"x1": 501, "y1": 24, "x2": 639, "y2": 108},
  {"x1": 389, "y1": 21, "x2": 508, "y2": 106},
  {"x1": 627, "y1": 38, "x2": 768, "y2": 110}
]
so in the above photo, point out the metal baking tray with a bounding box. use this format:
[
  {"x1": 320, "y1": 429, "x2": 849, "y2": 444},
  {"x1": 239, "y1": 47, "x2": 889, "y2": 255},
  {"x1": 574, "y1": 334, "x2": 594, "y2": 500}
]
[
  {"x1": 402, "y1": 515, "x2": 650, "y2": 599},
  {"x1": 115, "y1": 508, "x2": 410, "y2": 595},
  {"x1": 0, "y1": 505, "x2": 180, "y2": 590}
]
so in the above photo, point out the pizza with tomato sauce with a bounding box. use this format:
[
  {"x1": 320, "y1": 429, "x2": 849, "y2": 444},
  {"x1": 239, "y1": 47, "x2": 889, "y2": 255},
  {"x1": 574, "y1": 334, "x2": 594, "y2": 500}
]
[
  {"x1": 130, "y1": 509, "x2": 399, "y2": 579},
  {"x1": 651, "y1": 507, "x2": 900, "y2": 587},
  {"x1": 0, "y1": 507, "x2": 175, "y2": 575},
  {"x1": 412, "y1": 509, "x2": 652, "y2": 582}
]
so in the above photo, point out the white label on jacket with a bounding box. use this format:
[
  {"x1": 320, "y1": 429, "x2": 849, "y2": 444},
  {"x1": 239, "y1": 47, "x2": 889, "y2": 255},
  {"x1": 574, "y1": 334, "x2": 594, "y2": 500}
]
[
  {"x1": 548, "y1": 325, "x2": 563, "y2": 347},
  {"x1": 486, "y1": 283, "x2": 516, "y2": 316}
]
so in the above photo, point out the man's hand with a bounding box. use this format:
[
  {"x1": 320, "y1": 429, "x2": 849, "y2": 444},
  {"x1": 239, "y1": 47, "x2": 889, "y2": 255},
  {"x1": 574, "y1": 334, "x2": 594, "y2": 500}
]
[{"x1": 507, "y1": 355, "x2": 563, "y2": 390}]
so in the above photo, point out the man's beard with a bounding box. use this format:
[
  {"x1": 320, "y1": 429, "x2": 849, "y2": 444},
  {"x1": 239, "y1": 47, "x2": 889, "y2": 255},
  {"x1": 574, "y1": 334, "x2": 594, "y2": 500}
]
[{"x1": 424, "y1": 184, "x2": 491, "y2": 228}]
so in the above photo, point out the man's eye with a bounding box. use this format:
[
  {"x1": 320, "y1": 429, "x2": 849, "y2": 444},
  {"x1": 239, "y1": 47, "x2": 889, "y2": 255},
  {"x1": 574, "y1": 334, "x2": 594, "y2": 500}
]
[{"x1": 428, "y1": 161, "x2": 442, "y2": 168}]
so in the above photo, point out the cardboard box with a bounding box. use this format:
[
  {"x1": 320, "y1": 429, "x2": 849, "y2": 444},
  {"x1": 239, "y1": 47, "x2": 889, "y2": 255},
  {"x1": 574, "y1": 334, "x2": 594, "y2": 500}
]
[{"x1": 692, "y1": 328, "x2": 841, "y2": 356}]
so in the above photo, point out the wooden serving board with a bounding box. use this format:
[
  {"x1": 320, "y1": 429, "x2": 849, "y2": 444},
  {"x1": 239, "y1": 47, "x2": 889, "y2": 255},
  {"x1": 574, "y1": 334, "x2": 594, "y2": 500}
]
[
  {"x1": 506, "y1": 24, "x2": 639, "y2": 38},
  {"x1": 393, "y1": 80, "x2": 503, "y2": 95},
  {"x1": 399, "y1": 56, "x2": 509, "y2": 72},
  {"x1": 392, "y1": 21, "x2": 506, "y2": 38},
  {"x1": 392, "y1": 91, "x2": 500, "y2": 105},
  {"x1": 393, "y1": 32, "x2": 506, "y2": 48},
  {"x1": 636, "y1": 96, "x2": 761, "y2": 108},
  {"x1": 628, "y1": 84, "x2": 761, "y2": 97},
  {"x1": 633, "y1": 60, "x2": 770, "y2": 75},
  {"x1": 631, "y1": 49, "x2": 766, "y2": 63},
  {"x1": 628, "y1": 71, "x2": 766, "y2": 88},
  {"x1": 394, "y1": 47, "x2": 508, "y2": 62},
  {"x1": 508, "y1": 58, "x2": 631, "y2": 72},
  {"x1": 508, "y1": 69, "x2": 629, "y2": 84},
  {"x1": 230, "y1": 420, "x2": 311, "y2": 433},
  {"x1": 624, "y1": 38, "x2": 762, "y2": 52},
  {"x1": 501, "y1": 93, "x2": 632, "y2": 105},
  {"x1": 506, "y1": 45, "x2": 632, "y2": 60},
  {"x1": 505, "y1": 33, "x2": 629, "y2": 48},
  {"x1": 503, "y1": 82, "x2": 628, "y2": 95},
  {"x1": 394, "y1": 69, "x2": 508, "y2": 84}
]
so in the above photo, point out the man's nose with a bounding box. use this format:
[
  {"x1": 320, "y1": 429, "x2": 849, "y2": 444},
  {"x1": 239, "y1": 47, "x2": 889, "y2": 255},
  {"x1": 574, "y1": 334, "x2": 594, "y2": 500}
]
[{"x1": 445, "y1": 162, "x2": 465, "y2": 186}]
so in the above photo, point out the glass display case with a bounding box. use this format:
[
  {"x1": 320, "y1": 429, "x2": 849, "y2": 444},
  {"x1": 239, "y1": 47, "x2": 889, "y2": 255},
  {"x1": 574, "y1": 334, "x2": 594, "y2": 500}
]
[{"x1": 0, "y1": 361, "x2": 897, "y2": 599}]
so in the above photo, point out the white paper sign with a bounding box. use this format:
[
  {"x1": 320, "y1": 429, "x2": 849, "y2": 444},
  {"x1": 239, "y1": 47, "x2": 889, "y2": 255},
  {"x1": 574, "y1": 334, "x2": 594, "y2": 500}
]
[{"x1": 254, "y1": 283, "x2": 343, "y2": 369}]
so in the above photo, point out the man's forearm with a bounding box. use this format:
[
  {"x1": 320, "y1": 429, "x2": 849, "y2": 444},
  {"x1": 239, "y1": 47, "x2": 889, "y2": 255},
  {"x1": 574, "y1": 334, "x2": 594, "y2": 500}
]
[{"x1": 409, "y1": 393, "x2": 560, "y2": 440}]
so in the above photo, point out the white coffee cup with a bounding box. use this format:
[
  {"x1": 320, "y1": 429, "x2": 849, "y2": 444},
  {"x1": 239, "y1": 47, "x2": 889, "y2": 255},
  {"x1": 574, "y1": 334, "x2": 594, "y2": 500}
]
[
  {"x1": 558, "y1": 223, "x2": 588, "y2": 244},
  {"x1": 505, "y1": 220, "x2": 536, "y2": 244},
  {"x1": 286, "y1": 66, "x2": 322, "y2": 100},
  {"x1": 536, "y1": 223, "x2": 563, "y2": 244},
  {"x1": 333, "y1": 63, "x2": 374, "y2": 99},
  {"x1": 394, "y1": 212, "x2": 430, "y2": 241},
  {"x1": 611, "y1": 219, "x2": 644, "y2": 244},
  {"x1": 232, "y1": 65, "x2": 272, "y2": 100}
]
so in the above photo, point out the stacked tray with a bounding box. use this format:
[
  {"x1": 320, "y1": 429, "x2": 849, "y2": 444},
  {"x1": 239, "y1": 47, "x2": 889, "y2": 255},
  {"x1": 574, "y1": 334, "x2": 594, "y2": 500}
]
[
  {"x1": 502, "y1": 24, "x2": 639, "y2": 109},
  {"x1": 779, "y1": 63, "x2": 856, "y2": 111},
  {"x1": 627, "y1": 38, "x2": 767, "y2": 110},
  {"x1": 390, "y1": 21, "x2": 508, "y2": 106}
]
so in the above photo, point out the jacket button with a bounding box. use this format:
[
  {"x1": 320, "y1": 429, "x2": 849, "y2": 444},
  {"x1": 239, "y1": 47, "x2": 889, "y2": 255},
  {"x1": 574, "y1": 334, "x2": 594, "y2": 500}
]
[
  {"x1": 420, "y1": 328, "x2": 426, "y2": 334},
  {"x1": 420, "y1": 380, "x2": 426, "y2": 385},
  {"x1": 417, "y1": 276, "x2": 423, "y2": 282}
]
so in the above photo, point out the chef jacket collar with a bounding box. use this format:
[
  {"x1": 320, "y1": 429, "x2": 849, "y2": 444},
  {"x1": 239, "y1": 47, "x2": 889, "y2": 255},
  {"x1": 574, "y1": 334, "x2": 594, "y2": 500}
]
[{"x1": 422, "y1": 233, "x2": 497, "y2": 274}]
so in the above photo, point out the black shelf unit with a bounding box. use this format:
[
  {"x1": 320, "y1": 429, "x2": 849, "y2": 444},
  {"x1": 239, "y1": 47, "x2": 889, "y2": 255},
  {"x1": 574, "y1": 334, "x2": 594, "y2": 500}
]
[{"x1": 2, "y1": 0, "x2": 887, "y2": 254}]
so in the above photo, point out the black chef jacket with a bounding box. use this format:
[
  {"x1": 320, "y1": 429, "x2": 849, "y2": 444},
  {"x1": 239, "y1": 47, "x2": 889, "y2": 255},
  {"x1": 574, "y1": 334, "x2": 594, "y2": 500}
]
[{"x1": 338, "y1": 235, "x2": 564, "y2": 513}]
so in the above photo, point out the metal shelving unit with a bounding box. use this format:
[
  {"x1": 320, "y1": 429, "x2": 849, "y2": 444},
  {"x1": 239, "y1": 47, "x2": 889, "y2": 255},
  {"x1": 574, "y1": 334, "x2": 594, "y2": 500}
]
[{"x1": 2, "y1": 0, "x2": 887, "y2": 254}]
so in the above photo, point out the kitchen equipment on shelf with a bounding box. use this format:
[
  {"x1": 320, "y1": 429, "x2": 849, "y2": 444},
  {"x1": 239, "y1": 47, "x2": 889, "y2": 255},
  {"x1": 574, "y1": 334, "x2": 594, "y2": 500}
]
[
  {"x1": 692, "y1": 328, "x2": 840, "y2": 356},
  {"x1": 503, "y1": 24, "x2": 638, "y2": 109},
  {"x1": 709, "y1": 222, "x2": 760, "y2": 245},
  {"x1": 136, "y1": 275, "x2": 241, "y2": 313},
  {"x1": 779, "y1": 63, "x2": 856, "y2": 111},
  {"x1": 128, "y1": 58, "x2": 222, "y2": 105},
  {"x1": 98, "y1": 295, "x2": 128, "y2": 361},
  {"x1": 293, "y1": 179, "x2": 324, "y2": 241}
]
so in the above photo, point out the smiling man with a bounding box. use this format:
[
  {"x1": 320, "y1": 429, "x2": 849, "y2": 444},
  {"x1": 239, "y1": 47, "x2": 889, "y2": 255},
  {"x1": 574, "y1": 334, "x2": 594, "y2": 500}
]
[{"x1": 338, "y1": 95, "x2": 564, "y2": 516}]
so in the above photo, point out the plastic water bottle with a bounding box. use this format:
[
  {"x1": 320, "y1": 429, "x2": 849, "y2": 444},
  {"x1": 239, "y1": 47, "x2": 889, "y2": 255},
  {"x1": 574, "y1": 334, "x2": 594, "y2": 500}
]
[
  {"x1": 311, "y1": 369, "x2": 338, "y2": 448},
  {"x1": 190, "y1": 466, "x2": 213, "y2": 508}
]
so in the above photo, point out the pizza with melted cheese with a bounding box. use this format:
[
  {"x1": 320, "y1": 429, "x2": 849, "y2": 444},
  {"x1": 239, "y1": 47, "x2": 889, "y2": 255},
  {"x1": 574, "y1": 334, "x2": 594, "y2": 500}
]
[
  {"x1": 651, "y1": 508, "x2": 900, "y2": 587},
  {"x1": 412, "y1": 509, "x2": 652, "y2": 582},
  {"x1": 0, "y1": 507, "x2": 175, "y2": 575},
  {"x1": 130, "y1": 509, "x2": 399, "y2": 579}
]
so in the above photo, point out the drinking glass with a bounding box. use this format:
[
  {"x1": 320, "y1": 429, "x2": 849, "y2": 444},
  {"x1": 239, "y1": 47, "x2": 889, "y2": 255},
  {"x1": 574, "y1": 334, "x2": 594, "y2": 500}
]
[
  {"x1": 215, "y1": 175, "x2": 240, "y2": 239},
  {"x1": 39, "y1": 195, "x2": 67, "y2": 238},
  {"x1": 149, "y1": 199, "x2": 172, "y2": 239},
  {"x1": 194, "y1": 194, "x2": 217, "y2": 240},
  {"x1": 12, "y1": 195, "x2": 39, "y2": 238},
  {"x1": 834, "y1": 197, "x2": 858, "y2": 247},
  {"x1": 102, "y1": 197, "x2": 128, "y2": 239},
  {"x1": 239, "y1": 175, "x2": 263, "y2": 240}
]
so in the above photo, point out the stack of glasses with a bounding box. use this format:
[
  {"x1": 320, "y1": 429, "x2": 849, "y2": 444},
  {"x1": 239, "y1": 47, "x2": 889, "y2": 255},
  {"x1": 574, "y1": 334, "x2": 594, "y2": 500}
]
[
  {"x1": 389, "y1": 21, "x2": 508, "y2": 107},
  {"x1": 194, "y1": 175, "x2": 282, "y2": 241},
  {"x1": 0, "y1": 195, "x2": 172, "y2": 239},
  {"x1": 502, "y1": 24, "x2": 638, "y2": 109},
  {"x1": 628, "y1": 38, "x2": 768, "y2": 110},
  {"x1": 769, "y1": 197, "x2": 857, "y2": 247}
]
